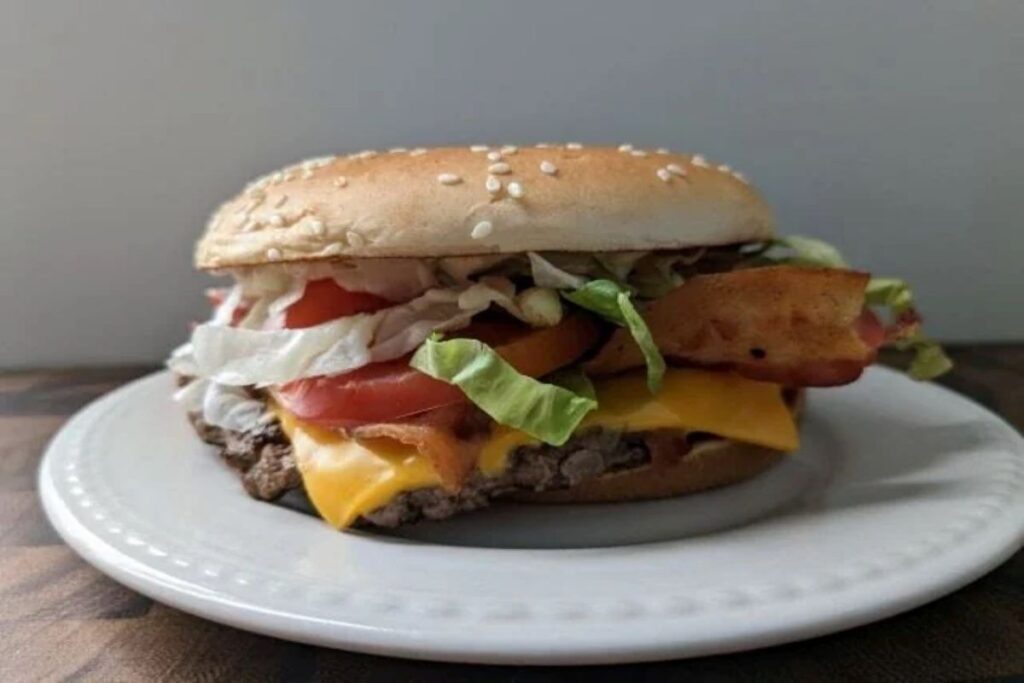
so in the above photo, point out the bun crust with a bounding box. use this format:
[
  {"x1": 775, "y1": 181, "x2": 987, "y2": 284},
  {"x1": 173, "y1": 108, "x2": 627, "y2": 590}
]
[
  {"x1": 197, "y1": 145, "x2": 773, "y2": 269},
  {"x1": 513, "y1": 389, "x2": 804, "y2": 504}
]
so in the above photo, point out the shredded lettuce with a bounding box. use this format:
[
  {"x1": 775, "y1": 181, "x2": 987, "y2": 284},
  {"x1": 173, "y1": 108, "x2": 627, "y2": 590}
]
[
  {"x1": 628, "y1": 253, "x2": 687, "y2": 298},
  {"x1": 547, "y1": 366, "x2": 597, "y2": 400},
  {"x1": 769, "y1": 235, "x2": 849, "y2": 269},
  {"x1": 905, "y1": 338, "x2": 954, "y2": 381},
  {"x1": 174, "y1": 378, "x2": 270, "y2": 432},
  {"x1": 528, "y1": 252, "x2": 588, "y2": 289},
  {"x1": 186, "y1": 282, "x2": 523, "y2": 387},
  {"x1": 563, "y1": 280, "x2": 666, "y2": 393},
  {"x1": 410, "y1": 337, "x2": 597, "y2": 446},
  {"x1": 865, "y1": 277, "x2": 914, "y2": 314},
  {"x1": 594, "y1": 252, "x2": 647, "y2": 283},
  {"x1": 233, "y1": 259, "x2": 437, "y2": 303},
  {"x1": 864, "y1": 278, "x2": 951, "y2": 379}
]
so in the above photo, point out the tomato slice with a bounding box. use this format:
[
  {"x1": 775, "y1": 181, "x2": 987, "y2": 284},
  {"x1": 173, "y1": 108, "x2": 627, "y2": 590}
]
[
  {"x1": 273, "y1": 357, "x2": 467, "y2": 426},
  {"x1": 282, "y1": 279, "x2": 392, "y2": 329},
  {"x1": 273, "y1": 313, "x2": 602, "y2": 427}
]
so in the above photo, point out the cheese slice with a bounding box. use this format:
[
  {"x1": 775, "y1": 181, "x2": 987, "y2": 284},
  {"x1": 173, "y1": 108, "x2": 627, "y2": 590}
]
[
  {"x1": 276, "y1": 409, "x2": 442, "y2": 529},
  {"x1": 277, "y1": 368, "x2": 798, "y2": 528},
  {"x1": 480, "y1": 368, "x2": 799, "y2": 474}
]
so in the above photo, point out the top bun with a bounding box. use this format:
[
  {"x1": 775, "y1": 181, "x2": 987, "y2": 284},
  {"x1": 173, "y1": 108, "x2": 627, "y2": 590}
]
[{"x1": 196, "y1": 145, "x2": 774, "y2": 269}]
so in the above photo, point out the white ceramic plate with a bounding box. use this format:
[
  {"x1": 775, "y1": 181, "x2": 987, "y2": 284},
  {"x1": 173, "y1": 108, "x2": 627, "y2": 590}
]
[{"x1": 39, "y1": 368, "x2": 1024, "y2": 664}]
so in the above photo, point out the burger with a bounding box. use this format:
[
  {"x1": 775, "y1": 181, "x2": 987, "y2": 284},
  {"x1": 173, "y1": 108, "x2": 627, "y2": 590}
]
[{"x1": 168, "y1": 144, "x2": 950, "y2": 529}]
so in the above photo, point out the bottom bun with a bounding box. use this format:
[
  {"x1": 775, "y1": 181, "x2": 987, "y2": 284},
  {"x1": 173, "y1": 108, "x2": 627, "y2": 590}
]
[{"x1": 513, "y1": 389, "x2": 803, "y2": 504}]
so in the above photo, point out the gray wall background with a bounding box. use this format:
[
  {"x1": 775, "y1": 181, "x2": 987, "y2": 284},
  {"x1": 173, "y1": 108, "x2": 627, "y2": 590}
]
[{"x1": 2, "y1": 1, "x2": 1022, "y2": 367}]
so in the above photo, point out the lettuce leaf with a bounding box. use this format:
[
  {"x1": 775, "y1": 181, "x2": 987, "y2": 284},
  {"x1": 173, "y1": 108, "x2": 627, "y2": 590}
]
[
  {"x1": 563, "y1": 280, "x2": 666, "y2": 393},
  {"x1": 410, "y1": 337, "x2": 597, "y2": 446},
  {"x1": 547, "y1": 366, "x2": 597, "y2": 400},
  {"x1": 865, "y1": 277, "x2": 914, "y2": 314},
  {"x1": 891, "y1": 331, "x2": 954, "y2": 381},
  {"x1": 865, "y1": 279, "x2": 951, "y2": 379},
  {"x1": 174, "y1": 378, "x2": 270, "y2": 432},
  {"x1": 770, "y1": 235, "x2": 849, "y2": 268},
  {"x1": 187, "y1": 282, "x2": 522, "y2": 386},
  {"x1": 907, "y1": 341, "x2": 954, "y2": 380},
  {"x1": 527, "y1": 252, "x2": 588, "y2": 289}
]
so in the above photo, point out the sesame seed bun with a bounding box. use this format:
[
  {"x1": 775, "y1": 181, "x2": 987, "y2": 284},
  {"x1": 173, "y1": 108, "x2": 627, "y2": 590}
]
[
  {"x1": 196, "y1": 145, "x2": 774, "y2": 269},
  {"x1": 513, "y1": 389, "x2": 804, "y2": 504}
]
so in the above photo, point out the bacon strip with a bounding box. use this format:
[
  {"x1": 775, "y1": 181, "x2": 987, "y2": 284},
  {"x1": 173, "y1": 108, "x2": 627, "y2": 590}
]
[
  {"x1": 351, "y1": 403, "x2": 489, "y2": 490},
  {"x1": 586, "y1": 266, "x2": 875, "y2": 387}
]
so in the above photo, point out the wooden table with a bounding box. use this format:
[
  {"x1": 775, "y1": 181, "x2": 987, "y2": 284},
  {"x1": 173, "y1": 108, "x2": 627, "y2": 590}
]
[{"x1": 2, "y1": 346, "x2": 1022, "y2": 681}]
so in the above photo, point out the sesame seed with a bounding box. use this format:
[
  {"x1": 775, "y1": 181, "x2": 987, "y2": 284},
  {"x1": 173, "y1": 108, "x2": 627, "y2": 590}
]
[
  {"x1": 630, "y1": 149, "x2": 649, "y2": 157},
  {"x1": 656, "y1": 168, "x2": 673, "y2": 182},
  {"x1": 535, "y1": 143, "x2": 552, "y2": 148},
  {"x1": 409, "y1": 148, "x2": 427, "y2": 156},
  {"x1": 540, "y1": 160, "x2": 557, "y2": 175},
  {"x1": 347, "y1": 231, "x2": 366, "y2": 248},
  {"x1": 266, "y1": 247, "x2": 282, "y2": 260},
  {"x1": 273, "y1": 194, "x2": 288, "y2": 208},
  {"x1": 470, "y1": 145, "x2": 489, "y2": 153},
  {"x1": 565, "y1": 142, "x2": 583, "y2": 150},
  {"x1": 307, "y1": 218, "x2": 325, "y2": 236},
  {"x1": 656, "y1": 147, "x2": 671, "y2": 155},
  {"x1": 268, "y1": 213, "x2": 285, "y2": 228},
  {"x1": 488, "y1": 162, "x2": 511, "y2": 174},
  {"x1": 333, "y1": 176, "x2": 348, "y2": 188},
  {"x1": 500, "y1": 145, "x2": 518, "y2": 154},
  {"x1": 437, "y1": 173, "x2": 462, "y2": 185},
  {"x1": 241, "y1": 219, "x2": 258, "y2": 232},
  {"x1": 618, "y1": 143, "x2": 634, "y2": 152},
  {"x1": 388, "y1": 147, "x2": 408, "y2": 153},
  {"x1": 666, "y1": 163, "x2": 687, "y2": 177},
  {"x1": 357, "y1": 150, "x2": 377, "y2": 159},
  {"x1": 485, "y1": 175, "x2": 502, "y2": 194},
  {"x1": 301, "y1": 168, "x2": 314, "y2": 180},
  {"x1": 487, "y1": 150, "x2": 503, "y2": 162},
  {"x1": 732, "y1": 171, "x2": 748, "y2": 183},
  {"x1": 507, "y1": 181, "x2": 524, "y2": 198},
  {"x1": 691, "y1": 154, "x2": 709, "y2": 168},
  {"x1": 717, "y1": 164, "x2": 731, "y2": 173},
  {"x1": 471, "y1": 221, "x2": 494, "y2": 239},
  {"x1": 282, "y1": 171, "x2": 296, "y2": 182},
  {"x1": 322, "y1": 242, "x2": 344, "y2": 256},
  {"x1": 269, "y1": 171, "x2": 284, "y2": 184}
]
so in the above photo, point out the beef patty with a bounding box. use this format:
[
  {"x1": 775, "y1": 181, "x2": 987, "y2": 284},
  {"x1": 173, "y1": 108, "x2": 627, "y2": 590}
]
[{"x1": 188, "y1": 411, "x2": 704, "y2": 527}]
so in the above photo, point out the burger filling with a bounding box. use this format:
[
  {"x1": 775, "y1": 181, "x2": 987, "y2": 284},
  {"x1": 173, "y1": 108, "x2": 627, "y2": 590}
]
[{"x1": 170, "y1": 238, "x2": 950, "y2": 528}]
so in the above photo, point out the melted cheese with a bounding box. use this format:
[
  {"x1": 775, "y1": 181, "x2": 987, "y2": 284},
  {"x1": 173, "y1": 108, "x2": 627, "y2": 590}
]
[
  {"x1": 275, "y1": 409, "x2": 442, "y2": 529},
  {"x1": 278, "y1": 368, "x2": 798, "y2": 528}
]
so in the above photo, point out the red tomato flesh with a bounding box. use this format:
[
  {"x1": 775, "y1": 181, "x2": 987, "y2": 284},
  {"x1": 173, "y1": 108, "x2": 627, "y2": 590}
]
[
  {"x1": 273, "y1": 357, "x2": 467, "y2": 427},
  {"x1": 273, "y1": 314, "x2": 602, "y2": 427},
  {"x1": 282, "y1": 279, "x2": 392, "y2": 328}
]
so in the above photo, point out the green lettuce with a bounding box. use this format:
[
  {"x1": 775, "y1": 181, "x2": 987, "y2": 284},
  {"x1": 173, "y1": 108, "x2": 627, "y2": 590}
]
[
  {"x1": 563, "y1": 280, "x2": 666, "y2": 393},
  {"x1": 409, "y1": 336, "x2": 597, "y2": 446},
  {"x1": 547, "y1": 366, "x2": 597, "y2": 400},
  {"x1": 906, "y1": 340, "x2": 954, "y2": 380},
  {"x1": 865, "y1": 277, "x2": 914, "y2": 314},
  {"x1": 769, "y1": 235, "x2": 849, "y2": 268},
  {"x1": 890, "y1": 331, "x2": 954, "y2": 381}
]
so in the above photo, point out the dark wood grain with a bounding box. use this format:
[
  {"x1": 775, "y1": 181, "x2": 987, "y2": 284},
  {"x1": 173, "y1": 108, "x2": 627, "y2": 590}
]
[{"x1": 1, "y1": 349, "x2": 1022, "y2": 682}]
